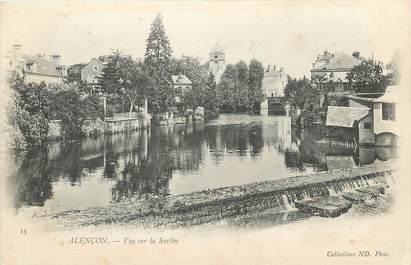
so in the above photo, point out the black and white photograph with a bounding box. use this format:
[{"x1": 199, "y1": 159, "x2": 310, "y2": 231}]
[{"x1": 0, "y1": 1, "x2": 410, "y2": 264}]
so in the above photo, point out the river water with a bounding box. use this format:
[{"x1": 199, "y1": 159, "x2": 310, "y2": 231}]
[{"x1": 9, "y1": 114, "x2": 396, "y2": 216}]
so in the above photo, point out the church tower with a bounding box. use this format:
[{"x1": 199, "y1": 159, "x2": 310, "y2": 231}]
[{"x1": 209, "y1": 43, "x2": 226, "y2": 83}]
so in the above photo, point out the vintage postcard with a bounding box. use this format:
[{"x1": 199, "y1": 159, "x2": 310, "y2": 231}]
[{"x1": 0, "y1": 1, "x2": 410, "y2": 264}]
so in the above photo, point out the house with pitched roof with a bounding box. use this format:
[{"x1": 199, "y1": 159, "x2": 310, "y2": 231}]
[
  {"x1": 311, "y1": 50, "x2": 364, "y2": 93},
  {"x1": 326, "y1": 106, "x2": 374, "y2": 145},
  {"x1": 171, "y1": 75, "x2": 192, "y2": 93},
  {"x1": 6, "y1": 44, "x2": 67, "y2": 83},
  {"x1": 81, "y1": 58, "x2": 106, "y2": 93}
]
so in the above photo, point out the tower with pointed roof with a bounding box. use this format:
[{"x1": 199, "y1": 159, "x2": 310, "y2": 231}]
[{"x1": 209, "y1": 43, "x2": 226, "y2": 83}]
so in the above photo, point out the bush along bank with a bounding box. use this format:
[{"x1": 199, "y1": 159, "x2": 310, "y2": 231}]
[{"x1": 7, "y1": 74, "x2": 105, "y2": 158}]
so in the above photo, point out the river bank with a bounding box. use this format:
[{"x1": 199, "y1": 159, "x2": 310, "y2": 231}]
[{"x1": 42, "y1": 160, "x2": 395, "y2": 230}]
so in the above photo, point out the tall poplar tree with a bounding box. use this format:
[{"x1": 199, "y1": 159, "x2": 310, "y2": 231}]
[
  {"x1": 247, "y1": 59, "x2": 265, "y2": 113},
  {"x1": 144, "y1": 14, "x2": 174, "y2": 114}
]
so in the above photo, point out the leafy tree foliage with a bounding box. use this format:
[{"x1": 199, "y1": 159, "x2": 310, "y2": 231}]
[
  {"x1": 171, "y1": 56, "x2": 220, "y2": 120},
  {"x1": 64, "y1": 63, "x2": 85, "y2": 84},
  {"x1": 247, "y1": 59, "x2": 265, "y2": 112},
  {"x1": 8, "y1": 73, "x2": 53, "y2": 150},
  {"x1": 217, "y1": 59, "x2": 265, "y2": 113},
  {"x1": 346, "y1": 59, "x2": 390, "y2": 93},
  {"x1": 8, "y1": 73, "x2": 105, "y2": 155},
  {"x1": 100, "y1": 51, "x2": 149, "y2": 116},
  {"x1": 64, "y1": 63, "x2": 94, "y2": 95},
  {"x1": 218, "y1": 64, "x2": 237, "y2": 112},
  {"x1": 202, "y1": 73, "x2": 219, "y2": 120},
  {"x1": 284, "y1": 76, "x2": 324, "y2": 123},
  {"x1": 51, "y1": 85, "x2": 103, "y2": 139}
]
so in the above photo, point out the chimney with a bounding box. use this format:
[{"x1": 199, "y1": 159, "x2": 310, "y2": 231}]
[
  {"x1": 49, "y1": 54, "x2": 61, "y2": 66},
  {"x1": 12, "y1": 44, "x2": 22, "y2": 68},
  {"x1": 352, "y1": 51, "x2": 360, "y2": 59},
  {"x1": 267, "y1": 65, "x2": 271, "y2": 72},
  {"x1": 280, "y1": 67, "x2": 284, "y2": 72},
  {"x1": 273, "y1": 65, "x2": 276, "y2": 71}
]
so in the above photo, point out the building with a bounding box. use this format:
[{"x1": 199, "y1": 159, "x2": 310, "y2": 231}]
[
  {"x1": 5, "y1": 44, "x2": 67, "y2": 83},
  {"x1": 345, "y1": 86, "x2": 399, "y2": 146},
  {"x1": 260, "y1": 65, "x2": 288, "y2": 115},
  {"x1": 311, "y1": 50, "x2": 364, "y2": 93},
  {"x1": 81, "y1": 58, "x2": 105, "y2": 93},
  {"x1": 209, "y1": 44, "x2": 226, "y2": 83},
  {"x1": 262, "y1": 65, "x2": 287, "y2": 98},
  {"x1": 172, "y1": 74, "x2": 192, "y2": 104},
  {"x1": 326, "y1": 106, "x2": 374, "y2": 145},
  {"x1": 372, "y1": 86, "x2": 399, "y2": 146},
  {"x1": 171, "y1": 74, "x2": 192, "y2": 93}
]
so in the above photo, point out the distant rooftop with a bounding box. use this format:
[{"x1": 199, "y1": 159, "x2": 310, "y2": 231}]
[
  {"x1": 312, "y1": 52, "x2": 364, "y2": 72},
  {"x1": 22, "y1": 54, "x2": 65, "y2": 77}
]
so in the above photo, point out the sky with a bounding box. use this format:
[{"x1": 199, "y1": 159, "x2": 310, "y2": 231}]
[{"x1": 0, "y1": 1, "x2": 409, "y2": 78}]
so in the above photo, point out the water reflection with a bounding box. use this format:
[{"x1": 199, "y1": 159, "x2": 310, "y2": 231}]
[{"x1": 10, "y1": 114, "x2": 397, "y2": 214}]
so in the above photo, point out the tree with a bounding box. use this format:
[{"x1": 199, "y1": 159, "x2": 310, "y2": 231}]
[
  {"x1": 100, "y1": 51, "x2": 149, "y2": 116},
  {"x1": 346, "y1": 59, "x2": 390, "y2": 93},
  {"x1": 8, "y1": 73, "x2": 53, "y2": 150},
  {"x1": 64, "y1": 63, "x2": 85, "y2": 84},
  {"x1": 284, "y1": 76, "x2": 311, "y2": 109},
  {"x1": 144, "y1": 14, "x2": 174, "y2": 114},
  {"x1": 218, "y1": 64, "x2": 237, "y2": 112},
  {"x1": 171, "y1": 56, "x2": 220, "y2": 120},
  {"x1": 202, "y1": 73, "x2": 220, "y2": 120},
  {"x1": 118, "y1": 60, "x2": 149, "y2": 116},
  {"x1": 64, "y1": 63, "x2": 93, "y2": 94},
  {"x1": 284, "y1": 76, "x2": 323, "y2": 123},
  {"x1": 217, "y1": 59, "x2": 265, "y2": 114},
  {"x1": 247, "y1": 59, "x2": 265, "y2": 113},
  {"x1": 51, "y1": 84, "x2": 103, "y2": 139}
]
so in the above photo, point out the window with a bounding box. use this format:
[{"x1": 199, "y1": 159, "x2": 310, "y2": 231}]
[
  {"x1": 94, "y1": 66, "x2": 98, "y2": 71},
  {"x1": 363, "y1": 122, "x2": 372, "y2": 129},
  {"x1": 382, "y1": 103, "x2": 396, "y2": 121},
  {"x1": 26, "y1": 63, "x2": 32, "y2": 72}
]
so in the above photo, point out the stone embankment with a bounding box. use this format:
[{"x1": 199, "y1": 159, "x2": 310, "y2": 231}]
[
  {"x1": 47, "y1": 113, "x2": 151, "y2": 139},
  {"x1": 45, "y1": 161, "x2": 395, "y2": 230}
]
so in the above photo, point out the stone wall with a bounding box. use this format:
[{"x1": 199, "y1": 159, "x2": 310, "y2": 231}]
[
  {"x1": 47, "y1": 116, "x2": 151, "y2": 139},
  {"x1": 82, "y1": 118, "x2": 105, "y2": 136},
  {"x1": 46, "y1": 161, "x2": 395, "y2": 230},
  {"x1": 104, "y1": 118, "x2": 142, "y2": 134}
]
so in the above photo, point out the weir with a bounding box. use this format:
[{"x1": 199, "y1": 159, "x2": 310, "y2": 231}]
[{"x1": 46, "y1": 161, "x2": 395, "y2": 230}]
